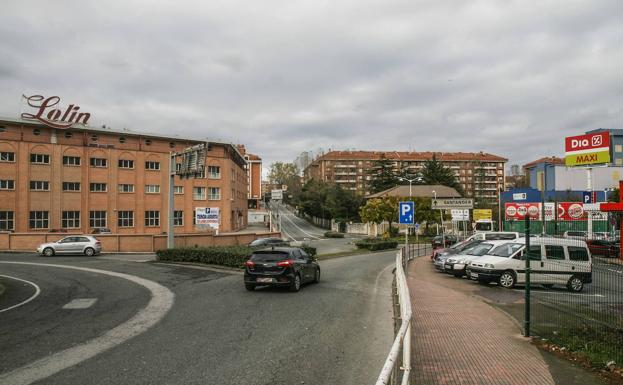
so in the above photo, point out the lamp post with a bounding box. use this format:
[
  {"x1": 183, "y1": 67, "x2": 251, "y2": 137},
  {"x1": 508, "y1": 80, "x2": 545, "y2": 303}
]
[
  {"x1": 398, "y1": 176, "x2": 422, "y2": 197},
  {"x1": 433, "y1": 190, "x2": 445, "y2": 245}
]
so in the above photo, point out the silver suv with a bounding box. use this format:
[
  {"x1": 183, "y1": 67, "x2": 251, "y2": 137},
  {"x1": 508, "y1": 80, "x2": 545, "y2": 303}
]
[{"x1": 37, "y1": 236, "x2": 102, "y2": 257}]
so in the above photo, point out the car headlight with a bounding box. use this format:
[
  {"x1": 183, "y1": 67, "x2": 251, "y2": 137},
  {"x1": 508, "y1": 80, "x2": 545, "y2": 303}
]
[{"x1": 484, "y1": 263, "x2": 495, "y2": 269}]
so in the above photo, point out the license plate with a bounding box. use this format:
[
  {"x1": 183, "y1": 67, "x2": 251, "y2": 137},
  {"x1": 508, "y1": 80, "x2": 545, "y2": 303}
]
[
  {"x1": 257, "y1": 277, "x2": 273, "y2": 283},
  {"x1": 470, "y1": 273, "x2": 478, "y2": 279}
]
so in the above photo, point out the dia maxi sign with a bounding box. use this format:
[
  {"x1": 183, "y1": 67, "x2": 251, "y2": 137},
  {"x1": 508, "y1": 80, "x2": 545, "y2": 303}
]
[{"x1": 565, "y1": 132, "x2": 610, "y2": 166}]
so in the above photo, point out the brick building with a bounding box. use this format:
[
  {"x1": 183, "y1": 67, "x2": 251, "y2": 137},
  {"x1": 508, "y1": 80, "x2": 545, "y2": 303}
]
[
  {"x1": 237, "y1": 145, "x2": 262, "y2": 209},
  {"x1": 0, "y1": 116, "x2": 249, "y2": 234},
  {"x1": 303, "y1": 150, "x2": 507, "y2": 206}
]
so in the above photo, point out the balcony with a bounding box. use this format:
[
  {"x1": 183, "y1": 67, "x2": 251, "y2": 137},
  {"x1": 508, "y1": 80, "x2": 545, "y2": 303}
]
[
  {"x1": 335, "y1": 179, "x2": 356, "y2": 183},
  {"x1": 335, "y1": 164, "x2": 356, "y2": 168},
  {"x1": 335, "y1": 172, "x2": 357, "y2": 176}
]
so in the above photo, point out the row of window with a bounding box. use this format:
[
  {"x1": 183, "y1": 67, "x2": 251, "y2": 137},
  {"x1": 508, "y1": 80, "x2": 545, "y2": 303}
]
[
  {"x1": 0, "y1": 152, "x2": 222, "y2": 178},
  {"x1": 0, "y1": 210, "x2": 189, "y2": 230},
  {"x1": 0, "y1": 180, "x2": 221, "y2": 198}
]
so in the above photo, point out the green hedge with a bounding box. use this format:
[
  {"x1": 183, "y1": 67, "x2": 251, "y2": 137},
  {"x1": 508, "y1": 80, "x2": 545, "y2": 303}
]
[
  {"x1": 355, "y1": 238, "x2": 399, "y2": 251},
  {"x1": 156, "y1": 246, "x2": 253, "y2": 268},
  {"x1": 324, "y1": 231, "x2": 345, "y2": 238}
]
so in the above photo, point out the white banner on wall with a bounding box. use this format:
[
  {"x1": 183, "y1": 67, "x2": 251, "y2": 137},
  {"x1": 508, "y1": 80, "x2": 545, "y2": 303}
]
[{"x1": 195, "y1": 207, "x2": 220, "y2": 230}]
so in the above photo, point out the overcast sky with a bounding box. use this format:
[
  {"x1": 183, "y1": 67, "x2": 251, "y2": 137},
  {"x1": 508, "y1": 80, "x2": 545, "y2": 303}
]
[{"x1": 1, "y1": 0, "x2": 622, "y2": 172}]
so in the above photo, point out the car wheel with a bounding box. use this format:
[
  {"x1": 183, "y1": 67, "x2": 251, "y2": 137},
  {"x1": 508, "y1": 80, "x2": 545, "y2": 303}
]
[
  {"x1": 289, "y1": 274, "x2": 301, "y2": 292},
  {"x1": 84, "y1": 247, "x2": 95, "y2": 257},
  {"x1": 498, "y1": 271, "x2": 516, "y2": 289},
  {"x1": 567, "y1": 276, "x2": 584, "y2": 292},
  {"x1": 543, "y1": 284, "x2": 554, "y2": 289},
  {"x1": 43, "y1": 247, "x2": 54, "y2": 257},
  {"x1": 313, "y1": 268, "x2": 320, "y2": 283},
  {"x1": 245, "y1": 284, "x2": 255, "y2": 291}
]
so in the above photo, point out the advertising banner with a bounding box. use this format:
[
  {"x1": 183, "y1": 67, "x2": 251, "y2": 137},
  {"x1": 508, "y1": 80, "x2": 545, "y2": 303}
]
[
  {"x1": 556, "y1": 202, "x2": 586, "y2": 221},
  {"x1": 505, "y1": 203, "x2": 541, "y2": 220},
  {"x1": 505, "y1": 202, "x2": 590, "y2": 221},
  {"x1": 564, "y1": 132, "x2": 610, "y2": 166},
  {"x1": 473, "y1": 209, "x2": 492, "y2": 221},
  {"x1": 195, "y1": 207, "x2": 220, "y2": 229}
]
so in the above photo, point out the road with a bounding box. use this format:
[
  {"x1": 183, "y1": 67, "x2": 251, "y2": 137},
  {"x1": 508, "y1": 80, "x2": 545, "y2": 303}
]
[{"x1": 0, "y1": 251, "x2": 395, "y2": 385}]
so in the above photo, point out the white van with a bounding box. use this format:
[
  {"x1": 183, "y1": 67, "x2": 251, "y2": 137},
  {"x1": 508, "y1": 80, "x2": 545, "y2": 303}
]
[
  {"x1": 466, "y1": 232, "x2": 520, "y2": 242},
  {"x1": 467, "y1": 238, "x2": 592, "y2": 292}
]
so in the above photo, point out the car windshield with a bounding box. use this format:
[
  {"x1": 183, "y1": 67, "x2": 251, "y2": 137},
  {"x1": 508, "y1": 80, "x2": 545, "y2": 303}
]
[
  {"x1": 250, "y1": 251, "x2": 290, "y2": 262},
  {"x1": 489, "y1": 243, "x2": 524, "y2": 257},
  {"x1": 465, "y1": 242, "x2": 494, "y2": 256},
  {"x1": 449, "y1": 240, "x2": 470, "y2": 250}
]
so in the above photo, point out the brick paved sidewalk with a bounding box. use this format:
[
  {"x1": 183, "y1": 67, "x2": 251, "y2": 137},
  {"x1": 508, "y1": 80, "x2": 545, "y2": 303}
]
[{"x1": 407, "y1": 256, "x2": 555, "y2": 385}]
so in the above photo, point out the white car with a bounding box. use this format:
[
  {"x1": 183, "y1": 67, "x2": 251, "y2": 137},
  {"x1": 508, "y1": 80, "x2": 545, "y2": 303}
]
[
  {"x1": 37, "y1": 236, "x2": 102, "y2": 257},
  {"x1": 468, "y1": 238, "x2": 592, "y2": 292},
  {"x1": 444, "y1": 240, "x2": 512, "y2": 277}
]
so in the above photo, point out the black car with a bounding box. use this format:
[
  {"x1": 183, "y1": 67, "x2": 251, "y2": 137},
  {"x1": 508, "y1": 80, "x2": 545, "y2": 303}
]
[
  {"x1": 432, "y1": 235, "x2": 458, "y2": 248},
  {"x1": 244, "y1": 247, "x2": 320, "y2": 292},
  {"x1": 249, "y1": 237, "x2": 290, "y2": 248}
]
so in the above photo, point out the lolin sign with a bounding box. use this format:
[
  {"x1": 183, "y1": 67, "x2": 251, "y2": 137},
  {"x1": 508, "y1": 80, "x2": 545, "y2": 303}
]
[
  {"x1": 564, "y1": 132, "x2": 610, "y2": 166},
  {"x1": 21, "y1": 94, "x2": 92, "y2": 129}
]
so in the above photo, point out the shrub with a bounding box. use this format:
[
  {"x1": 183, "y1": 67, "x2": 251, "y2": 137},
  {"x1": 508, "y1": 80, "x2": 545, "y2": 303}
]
[
  {"x1": 324, "y1": 231, "x2": 345, "y2": 238},
  {"x1": 355, "y1": 238, "x2": 399, "y2": 251},
  {"x1": 387, "y1": 226, "x2": 400, "y2": 237},
  {"x1": 156, "y1": 246, "x2": 254, "y2": 268}
]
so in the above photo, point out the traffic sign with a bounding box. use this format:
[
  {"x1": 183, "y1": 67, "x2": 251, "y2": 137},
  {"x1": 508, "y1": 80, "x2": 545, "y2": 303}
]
[
  {"x1": 414, "y1": 223, "x2": 420, "y2": 230},
  {"x1": 583, "y1": 191, "x2": 596, "y2": 204},
  {"x1": 432, "y1": 198, "x2": 474, "y2": 209},
  {"x1": 399, "y1": 201, "x2": 414, "y2": 224}
]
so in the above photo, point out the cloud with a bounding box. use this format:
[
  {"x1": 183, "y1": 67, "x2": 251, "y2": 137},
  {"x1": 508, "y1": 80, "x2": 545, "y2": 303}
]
[{"x1": 1, "y1": 0, "x2": 622, "y2": 171}]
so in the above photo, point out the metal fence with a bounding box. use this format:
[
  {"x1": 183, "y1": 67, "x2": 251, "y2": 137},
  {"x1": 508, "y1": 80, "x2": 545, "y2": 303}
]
[
  {"x1": 517, "y1": 214, "x2": 623, "y2": 367},
  {"x1": 376, "y1": 243, "x2": 432, "y2": 385}
]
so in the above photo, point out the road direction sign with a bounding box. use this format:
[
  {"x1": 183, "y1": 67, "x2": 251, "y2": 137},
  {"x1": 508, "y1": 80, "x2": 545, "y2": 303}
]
[
  {"x1": 399, "y1": 201, "x2": 414, "y2": 224},
  {"x1": 432, "y1": 198, "x2": 474, "y2": 209}
]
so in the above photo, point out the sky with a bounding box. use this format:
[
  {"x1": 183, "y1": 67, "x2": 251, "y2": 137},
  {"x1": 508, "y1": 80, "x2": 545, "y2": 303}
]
[{"x1": 1, "y1": 0, "x2": 622, "y2": 172}]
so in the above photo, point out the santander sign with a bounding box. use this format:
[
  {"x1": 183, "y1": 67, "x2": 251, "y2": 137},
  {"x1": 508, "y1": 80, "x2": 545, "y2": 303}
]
[{"x1": 21, "y1": 95, "x2": 91, "y2": 129}]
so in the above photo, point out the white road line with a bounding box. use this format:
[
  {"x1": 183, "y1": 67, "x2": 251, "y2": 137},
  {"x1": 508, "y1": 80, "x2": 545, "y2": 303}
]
[
  {"x1": 62, "y1": 298, "x2": 98, "y2": 309},
  {"x1": 0, "y1": 275, "x2": 41, "y2": 313},
  {"x1": 0, "y1": 261, "x2": 175, "y2": 385},
  {"x1": 607, "y1": 268, "x2": 623, "y2": 274},
  {"x1": 281, "y1": 212, "x2": 322, "y2": 240}
]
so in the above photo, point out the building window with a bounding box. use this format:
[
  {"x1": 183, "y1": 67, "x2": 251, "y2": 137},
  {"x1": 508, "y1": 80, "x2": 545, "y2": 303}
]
[
  {"x1": 61, "y1": 211, "x2": 80, "y2": 228},
  {"x1": 91, "y1": 134, "x2": 98, "y2": 142},
  {"x1": 208, "y1": 166, "x2": 221, "y2": 179},
  {"x1": 90, "y1": 183, "x2": 107, "y2": 192},
  {"x1": 145, "y1": 161, "x2": 160, "y2": 170},
  {"x1": 145, "y1": 211, "x2": 160, "y2": 227},
  {"x1": 90, "y1": 157, "x2": 107, "y2": 167},
  {"x1": 63, "y1": 156, "x2": 81, "y2": 166},
  {"x1": 145, "y1": 139, "x2": 152, "y2": 146},
  {"x1": 0, "y1": 211, "x2": 14, "y2": 230},
  {"x1": 119, "y1": 136, "x2": 126, "y2": 144},
  {"x1": 33, "y1": 128, "x2": 40, "y2": 136},
  {"x1": 193, "y1": 187, "x2": 206, "y2": 200},
  {"x1": 174, "y1": 186, "x2": 184, "y2": 194},
  {"x1": 118, "y1": 211, "x2": 134, "y2": 227},
  {"x1": 169, "y1": 142, "x2": 175, "y2": 149},
  {"x1": 30, "y1": 153, "x2": 50, "y2": 164},
  {"x1": 0, "y1": 152, "x2": 15, "y2": 162},
  {"x1": 208, "y1": 187, "x2": 221, "y2": 200},
  {"x1": 0, "y1": 180, "x2": 15, "y2": 190},
  {"x1": 30, "y1": 180, "x2": 50, "y2": 191},
  {"x1": 174, "y1": 210, "x2": 183, "y2": 226},
  {"x1": 118, "y1": 184, "x2": 135, "y2": 193},
  {"x1": 145, "y1": 185, "x2": 160, "y2": 194},
  {"x1": 62, "y1": 182, "x2": 81, "y2": 191},
  {"x1": 64, "y1": 131, "x2": 73, "y2": 138},
  {"x1": 118, "y1": 159, "x2": 134, "y2": 169},
  {"x1": 89, "y1": 211, "x2": 107, "y2": 228},
  {"x1": 0, "y1": 126, "x2": 5, "y2": 133},
  {"x1": 29, "y1": 211, "x2": 49, "y2": 229}
]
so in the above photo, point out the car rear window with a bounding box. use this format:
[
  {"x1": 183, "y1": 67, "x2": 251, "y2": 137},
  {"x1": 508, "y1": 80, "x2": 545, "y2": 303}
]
[
  {"x1": 250, "y1": 251, "x2": 290, "y2": 261},
  {"x1": 466, "y1": 242, "x2": 494, "y2": 256},
  {"x1": 485, "y1": 233, "x2": 517, "y2": 240},
  {"x1": 568, "y1": 246, "x2": 589, "y2": 261},
  {"x1": 490, "y1": 243, "x2": 524, "y2": 257},
  {"x1": 545, "y1": 245, "x2": 565, "y2": 260}
]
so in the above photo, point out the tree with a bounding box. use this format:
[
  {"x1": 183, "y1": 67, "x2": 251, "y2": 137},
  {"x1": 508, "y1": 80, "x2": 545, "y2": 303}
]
[
  {"x1": 359, "y1": 197, "x2": 400, "y2": 236},
  {"x1": 268, "y1": 162, "x2": 301, "y2": 202},
  {"x1": 366, "y1": 154, "x2": 400, "y2": 194},
  {"x1": 419, "y1": 154, "x2": 463, "y2": 194},
  {"x1": 608, "y1": 188, "x2": 620, "y2": 203},
  {"x1": 294, "y1": 180, "x2": 363, "y2": 222}
]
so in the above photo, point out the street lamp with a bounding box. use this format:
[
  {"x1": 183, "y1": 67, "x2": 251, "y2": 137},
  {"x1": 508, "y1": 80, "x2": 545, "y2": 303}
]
[
  {"x1": 398, "y1": 176, "x2": 423, "y2": 197},
  {"x1": 432, "y1": 189, "x2": 445, "y2": 244}
]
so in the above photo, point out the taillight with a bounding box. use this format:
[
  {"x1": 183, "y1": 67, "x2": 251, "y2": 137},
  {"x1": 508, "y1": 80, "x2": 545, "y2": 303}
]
[
  {"x1": 277, "y1": 259, "x2": 295, "y2": 267},
  {"x1": 95, "y1": 241, "x2": 101, "y2": 245},
  {"x1": 245, "y1": 260, "x2": 255, "y2": 268}
]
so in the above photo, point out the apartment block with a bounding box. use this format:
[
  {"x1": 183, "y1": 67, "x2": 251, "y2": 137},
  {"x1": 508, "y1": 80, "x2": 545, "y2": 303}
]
[
  {"x1": 0, "y1": 116, "x2": 249, "y2": 233},
  {"x1": 237, "y1": 145, "x2": 262, "y2": 209},
  {"x1": 303, "y1": 151, "x2": 507, "y2": 205}
]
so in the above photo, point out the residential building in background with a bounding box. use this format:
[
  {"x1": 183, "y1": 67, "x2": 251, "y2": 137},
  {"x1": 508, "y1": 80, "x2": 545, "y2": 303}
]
[
  {"x1": 509, "y1": 164, "x2": 521, "y2": 176},
  {"x1": 303, "y1": 150, "x2": 507, "y2": 206},
  {"x1": 237, "y1": 145, "x2": 262, "y2": 209},
  {"x1": 586, "y1": 128, "x2": 623, "y2": 166},
  {"x1": 294, "y1": 151, "x2": 313, "y2": 176},
  {"x1": 0, "y1": 116, "x2": 249, "y2": 233}
]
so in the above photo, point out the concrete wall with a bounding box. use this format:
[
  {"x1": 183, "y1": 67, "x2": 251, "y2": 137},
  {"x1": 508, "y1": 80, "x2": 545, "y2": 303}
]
[{"x1": 0, "y1": 231, "x2": 281, "y2": 253}]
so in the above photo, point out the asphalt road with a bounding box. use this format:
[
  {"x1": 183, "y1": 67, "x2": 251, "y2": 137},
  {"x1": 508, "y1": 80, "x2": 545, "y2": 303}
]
[{"x1": 0, "y1": 251, "x2": 395, "y2": 385}]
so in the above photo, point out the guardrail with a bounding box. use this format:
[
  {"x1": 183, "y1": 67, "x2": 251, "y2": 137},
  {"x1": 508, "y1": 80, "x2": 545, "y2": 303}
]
[{"x1": 375, "y1": 243, "x2": 430, "y2": 385}]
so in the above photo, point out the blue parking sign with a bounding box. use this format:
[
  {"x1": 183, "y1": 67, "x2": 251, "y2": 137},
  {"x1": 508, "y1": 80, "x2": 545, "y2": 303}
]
[{"x1": 399, "y1": 201, "x2": 414, "y2": 224}]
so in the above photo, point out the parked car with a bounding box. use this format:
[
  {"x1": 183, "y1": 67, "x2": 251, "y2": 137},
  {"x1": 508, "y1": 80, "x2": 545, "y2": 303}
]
[
  {"x1": 37, "y1": 236, "x2": 102, "y2": 257},
  {"x1": 431, "y1": 239, "x2": 483, "y2": 261},
  {"x1": 467, "y1": 238, "x2": 592, "y2": 292},
  {"x1": 563, "y1": 230, "x2": 587, "y2": 240},
  {"x1": 431, "y1": 235, "x2": 458, "y2": 248},
  {"x1": 466, "y1": 232, "x2": 520, "y2": 241},
  {"x1": 445, "y1": 240, "x2": 510, "y2": 277},
  {"x1": 244, "y1": 247, "x2": 319, "y2": 292},
  {"x1": 248, "y1": 237, "x2": 290, "y2": 248},
  {"x1": 91, "y1": 228, "x2": 112, "y2": 234},
  {"x1": 586, "y1": 239, "x2": 620, "y2": 258}
]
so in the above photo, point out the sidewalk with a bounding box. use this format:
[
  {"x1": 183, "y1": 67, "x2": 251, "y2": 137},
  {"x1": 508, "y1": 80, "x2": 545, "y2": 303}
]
[{"x1": 407, "y1": 256, "x2": 555, "y2": 385}]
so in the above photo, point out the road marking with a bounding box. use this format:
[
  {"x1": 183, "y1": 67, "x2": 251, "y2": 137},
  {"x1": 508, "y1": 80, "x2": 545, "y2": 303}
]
[
  {"x1": 0, "y1": 275, "x2": 41, "y2": 313},
  {"x1": 62, "y1": 298, "x2": 98, "y2": 309},
  {"x1": 0, "y1": 261, "x2": 175, "y2": 385},
  {"x1": 280, "y1": 211, "x2": 322, "y2": 240}
]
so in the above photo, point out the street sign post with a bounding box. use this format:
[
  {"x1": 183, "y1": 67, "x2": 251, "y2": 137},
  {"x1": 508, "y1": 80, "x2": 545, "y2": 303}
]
[
  {"x1": 399, "y1": 201, "x2": 414, "y2": 247},
  {"x1": 431, "y1": 198, "x2": 474, "y2": 209}
]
